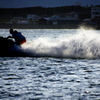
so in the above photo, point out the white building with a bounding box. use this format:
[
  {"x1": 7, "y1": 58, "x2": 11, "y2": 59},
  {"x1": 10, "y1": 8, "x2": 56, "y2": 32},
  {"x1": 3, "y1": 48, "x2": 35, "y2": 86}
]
[
  {"x1": 91, "y1": 6, "x2": 100, "y2": 19},
  {"x1": 10, "y1": 17, "x2": 28, "y2": 24}
]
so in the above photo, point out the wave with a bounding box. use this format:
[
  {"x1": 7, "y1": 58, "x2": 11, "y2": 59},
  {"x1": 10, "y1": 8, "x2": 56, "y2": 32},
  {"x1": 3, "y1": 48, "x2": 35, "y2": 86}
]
[{"x1": 21, "y1": 28, "x2": 100, "y2": 59}]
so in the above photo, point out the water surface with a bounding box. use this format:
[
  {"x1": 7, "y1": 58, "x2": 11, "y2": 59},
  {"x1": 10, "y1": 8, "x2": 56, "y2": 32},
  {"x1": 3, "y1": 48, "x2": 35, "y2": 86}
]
[{"x1": 0, "y1": 29, "x2": 100, "y2": 100}]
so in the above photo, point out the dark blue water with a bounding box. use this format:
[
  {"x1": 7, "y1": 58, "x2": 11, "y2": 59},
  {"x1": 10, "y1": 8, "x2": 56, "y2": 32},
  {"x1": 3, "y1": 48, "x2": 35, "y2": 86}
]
[{"x1": 0, "y1": 29, "x2": 100, "y2": 100}]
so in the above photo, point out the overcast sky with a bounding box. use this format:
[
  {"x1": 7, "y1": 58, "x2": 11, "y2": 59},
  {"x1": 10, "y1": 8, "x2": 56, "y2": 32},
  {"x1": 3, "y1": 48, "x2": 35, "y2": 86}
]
[{"x1": 0, "y1": 0, "x2": 100, "y2": 8}]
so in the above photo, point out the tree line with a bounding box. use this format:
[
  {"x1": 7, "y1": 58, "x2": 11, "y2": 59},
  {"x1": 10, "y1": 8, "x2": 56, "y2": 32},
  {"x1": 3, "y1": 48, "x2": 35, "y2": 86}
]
[{"x1": 0, "y1": 5, "x2": 92, "y2": 18}]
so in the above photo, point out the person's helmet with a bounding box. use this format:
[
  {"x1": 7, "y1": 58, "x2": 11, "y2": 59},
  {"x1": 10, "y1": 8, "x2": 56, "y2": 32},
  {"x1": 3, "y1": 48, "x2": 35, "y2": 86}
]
[{"x1": 9, "y1": 29, "x2": 13, "y2": 34}]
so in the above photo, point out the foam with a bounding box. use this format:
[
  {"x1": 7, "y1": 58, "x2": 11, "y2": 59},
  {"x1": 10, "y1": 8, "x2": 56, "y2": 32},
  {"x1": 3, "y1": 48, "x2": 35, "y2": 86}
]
[{"x1": 21, "y1": 27, "x2": 100, "y2": 59}]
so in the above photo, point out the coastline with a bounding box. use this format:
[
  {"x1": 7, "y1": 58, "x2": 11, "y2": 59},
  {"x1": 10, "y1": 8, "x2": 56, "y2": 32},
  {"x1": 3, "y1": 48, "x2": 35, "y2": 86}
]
[
  {"x1": 0, "y1": 23, "x2": 81, "y2": 29},
  {"x1": 0, "y1": 23, "x2": 98, "y2": 30}
]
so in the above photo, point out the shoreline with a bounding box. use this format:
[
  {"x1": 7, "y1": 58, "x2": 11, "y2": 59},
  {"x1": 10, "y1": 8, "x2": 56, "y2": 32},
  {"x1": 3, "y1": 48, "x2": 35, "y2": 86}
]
[
  {"x1": 0, "y1": 23, "x2": 81, "y2": 29},
  {"x1": 0, "y1": 23, "x2": 98, "y2": 30}
]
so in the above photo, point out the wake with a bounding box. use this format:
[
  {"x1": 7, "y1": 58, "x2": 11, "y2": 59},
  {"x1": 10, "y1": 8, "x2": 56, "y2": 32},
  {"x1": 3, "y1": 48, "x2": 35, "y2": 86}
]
[{"x1": 21, "y1": 28, "x2": 100, "y2": 59}]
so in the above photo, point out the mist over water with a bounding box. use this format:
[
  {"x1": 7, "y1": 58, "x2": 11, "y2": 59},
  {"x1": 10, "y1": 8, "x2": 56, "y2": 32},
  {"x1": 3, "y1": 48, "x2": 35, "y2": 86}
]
[{"x1": 21, "y1": 27, "x2": 100, "y2": 59}]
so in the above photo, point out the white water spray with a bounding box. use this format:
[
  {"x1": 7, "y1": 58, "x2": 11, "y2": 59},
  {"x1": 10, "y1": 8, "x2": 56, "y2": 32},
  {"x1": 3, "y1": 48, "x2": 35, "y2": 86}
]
[{"x1": 21, "y1": 27, "x2": 100, "y2": 59}]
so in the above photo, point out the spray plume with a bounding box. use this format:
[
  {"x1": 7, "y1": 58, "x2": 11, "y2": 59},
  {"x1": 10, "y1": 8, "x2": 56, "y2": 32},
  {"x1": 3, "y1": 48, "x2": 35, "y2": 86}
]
[{"x1": 21, "y1": 27, "x2": 100, "y2": 59}]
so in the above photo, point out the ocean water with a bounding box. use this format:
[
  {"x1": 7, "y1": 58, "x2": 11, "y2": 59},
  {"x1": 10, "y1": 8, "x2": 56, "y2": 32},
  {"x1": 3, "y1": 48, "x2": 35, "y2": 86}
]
[{"x1": 0, "y1": 28, "x2": 100, "y2": 100}]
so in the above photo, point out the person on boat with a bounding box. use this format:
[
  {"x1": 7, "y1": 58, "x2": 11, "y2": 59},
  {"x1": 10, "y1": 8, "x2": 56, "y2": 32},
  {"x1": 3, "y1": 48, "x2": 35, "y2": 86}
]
[{"x1": 7, "y1": 29, "x2": 26, "y2": 45}]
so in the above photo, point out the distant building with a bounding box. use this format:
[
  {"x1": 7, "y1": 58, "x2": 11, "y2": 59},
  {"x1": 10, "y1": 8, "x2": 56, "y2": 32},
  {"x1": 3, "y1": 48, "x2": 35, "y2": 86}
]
[
  {"x1": 17, "y1": 20, "x2": 28, "y2": 24},
  {"x1": 91, "y1": 6, "x2": 100, "y2": 19},
  {"x1": 10, "y1": 17, "x2": 28, "y2": 24},
  {"x1": 48, "y1": 15, "x2": 66, "y2": 25},
  {"x1": 27, "y1": 14, "x2": 40, "y2": 20},
  {"x1": 65, "y1": 12, "x2": 78, "y2": 20},
  {"x1": 47, "y1": 14, "x2": 79, "y2": 25}
]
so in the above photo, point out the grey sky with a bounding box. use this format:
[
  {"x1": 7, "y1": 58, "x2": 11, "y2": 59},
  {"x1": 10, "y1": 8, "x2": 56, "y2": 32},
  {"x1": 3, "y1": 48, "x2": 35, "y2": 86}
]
[{"x1": 0, "y1": 0, "x2": 100, "y2": 8}]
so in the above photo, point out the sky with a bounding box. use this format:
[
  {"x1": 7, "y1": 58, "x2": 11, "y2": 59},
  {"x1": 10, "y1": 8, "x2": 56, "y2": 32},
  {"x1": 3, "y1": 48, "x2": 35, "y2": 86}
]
[{"x1": 0, "y1": 0, "x2": 100, "y2": 8}]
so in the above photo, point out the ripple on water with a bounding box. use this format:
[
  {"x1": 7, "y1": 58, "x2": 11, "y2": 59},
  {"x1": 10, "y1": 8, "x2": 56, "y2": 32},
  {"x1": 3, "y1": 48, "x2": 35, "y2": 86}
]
[{"x1": 0, "y1": 57, "x2": 100, "y2": 100}]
